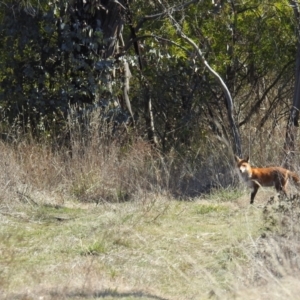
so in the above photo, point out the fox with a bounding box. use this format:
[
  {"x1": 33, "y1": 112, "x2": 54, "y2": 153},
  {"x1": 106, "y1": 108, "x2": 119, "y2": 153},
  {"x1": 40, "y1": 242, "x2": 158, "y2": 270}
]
[{"x1": 235, "y1": 155, "x2": 300, "y2": 204}]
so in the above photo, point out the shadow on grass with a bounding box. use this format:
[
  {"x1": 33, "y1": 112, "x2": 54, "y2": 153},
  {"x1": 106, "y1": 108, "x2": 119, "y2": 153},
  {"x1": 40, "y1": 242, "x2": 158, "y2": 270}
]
[{"x1": 5, "y1": 289, "x2": 169, "y2": 300}]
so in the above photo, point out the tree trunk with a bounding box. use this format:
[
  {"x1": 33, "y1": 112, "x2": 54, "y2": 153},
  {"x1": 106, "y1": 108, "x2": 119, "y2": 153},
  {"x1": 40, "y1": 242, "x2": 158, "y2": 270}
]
[
  {"x1": 284, "y1": 1, "x2": 300, "y2": 167},
  {"x1": 284, "y1": 42, "x2": 300, "y2": 165}
]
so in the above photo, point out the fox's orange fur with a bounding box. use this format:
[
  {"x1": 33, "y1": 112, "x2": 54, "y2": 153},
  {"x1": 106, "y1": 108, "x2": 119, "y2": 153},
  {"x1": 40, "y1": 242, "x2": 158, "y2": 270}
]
[{"x1": 235, "y1": 156, "x2": 300, "y2": 204}]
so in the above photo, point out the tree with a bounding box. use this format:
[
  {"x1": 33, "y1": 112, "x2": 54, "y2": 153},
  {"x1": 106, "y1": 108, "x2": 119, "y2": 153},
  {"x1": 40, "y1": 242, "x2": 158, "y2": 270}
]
[{"x1": 285, "y1": 0, "x2": 300, "y2": 165}]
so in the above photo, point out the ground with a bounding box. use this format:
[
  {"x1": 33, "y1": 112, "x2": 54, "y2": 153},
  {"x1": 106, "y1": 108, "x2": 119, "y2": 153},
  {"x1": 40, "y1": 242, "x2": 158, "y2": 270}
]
[{"x1": 1, "y1": 187, "x2": 299, "y2": 300}]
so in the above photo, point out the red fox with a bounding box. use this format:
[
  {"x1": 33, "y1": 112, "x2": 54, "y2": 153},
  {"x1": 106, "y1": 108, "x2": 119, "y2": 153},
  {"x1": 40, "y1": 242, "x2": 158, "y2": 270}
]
[{"x1": 235, "y1": 156, "x2": 300, "y2": 204}]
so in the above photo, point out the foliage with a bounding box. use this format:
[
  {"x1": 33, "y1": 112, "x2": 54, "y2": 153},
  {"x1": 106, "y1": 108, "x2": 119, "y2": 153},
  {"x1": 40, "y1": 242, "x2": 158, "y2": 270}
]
[
  {"x1": 0, "y1": 0, "x2": 298, "y2": 152},
  {"x1": 0, "y1": 0, "x2": 123, "y2": 136},
  {"x1": 129, "y1": 0, "x2": 297, "y2": 151}
]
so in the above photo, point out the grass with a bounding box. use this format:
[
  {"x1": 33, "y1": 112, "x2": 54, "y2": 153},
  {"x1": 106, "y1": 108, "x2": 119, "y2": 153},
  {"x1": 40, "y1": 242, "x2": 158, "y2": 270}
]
[{"x1": 0, "y1": 193, "x2": 266, "y2": 300}]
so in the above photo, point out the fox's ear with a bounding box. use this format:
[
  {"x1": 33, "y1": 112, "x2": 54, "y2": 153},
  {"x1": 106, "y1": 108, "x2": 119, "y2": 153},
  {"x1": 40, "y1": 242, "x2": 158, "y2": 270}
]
[
  {"x1": 245, "y1": 156, "x2": 250, "y2": 162},
  {"x1": 235, "y1": 155, "x2": 241, "y2": 162}
]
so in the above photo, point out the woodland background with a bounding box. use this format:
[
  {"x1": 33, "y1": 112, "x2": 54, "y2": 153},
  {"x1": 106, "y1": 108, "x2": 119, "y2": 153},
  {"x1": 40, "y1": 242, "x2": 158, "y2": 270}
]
[{"x1": 1, "y1": 1, "x2": 299, "y2": 150}]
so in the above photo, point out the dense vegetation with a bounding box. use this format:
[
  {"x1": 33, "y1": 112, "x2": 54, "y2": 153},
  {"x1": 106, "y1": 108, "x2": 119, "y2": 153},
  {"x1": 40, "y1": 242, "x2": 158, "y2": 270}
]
[{"x1": 0, "y1": 0, "x2": 299, "y2": 155}]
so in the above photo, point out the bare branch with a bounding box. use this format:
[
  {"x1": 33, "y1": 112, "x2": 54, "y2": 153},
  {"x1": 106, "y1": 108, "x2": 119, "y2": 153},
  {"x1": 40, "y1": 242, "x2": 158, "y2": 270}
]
[
  {"x1": 239, "y1": 60, "x2": 294, "y2": 127},
  {"x1": 123, "y1": 60, "x2": 134, "y2": 122},
  {"x1": 112, "y1": 0, "x2": 126, "y2": 10}
]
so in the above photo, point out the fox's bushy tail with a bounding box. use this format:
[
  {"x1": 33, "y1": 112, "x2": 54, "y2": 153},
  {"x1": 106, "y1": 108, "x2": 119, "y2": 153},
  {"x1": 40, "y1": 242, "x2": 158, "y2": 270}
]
[{"x1": 289, "y1": 171, "x2": 300, "y2": 184}]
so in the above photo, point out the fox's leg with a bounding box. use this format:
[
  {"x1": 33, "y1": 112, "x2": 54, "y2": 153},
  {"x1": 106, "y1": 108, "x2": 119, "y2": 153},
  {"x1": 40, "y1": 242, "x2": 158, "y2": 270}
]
[
  {"x1": 275, "y1": 180, "x2": 288, "y2": 198},
  {"x1": 250, "y1": 183, "x2": 259, "y2": 204}
]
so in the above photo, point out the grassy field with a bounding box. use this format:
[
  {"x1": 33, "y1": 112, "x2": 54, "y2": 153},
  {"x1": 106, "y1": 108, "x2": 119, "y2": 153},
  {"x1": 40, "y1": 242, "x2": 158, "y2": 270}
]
[
  {"x1": 1, "y1": 130, "x2": 300, "y2": 300},
  {"x1": 2, "y1": 186, "x2": 298, "y2": 300}
]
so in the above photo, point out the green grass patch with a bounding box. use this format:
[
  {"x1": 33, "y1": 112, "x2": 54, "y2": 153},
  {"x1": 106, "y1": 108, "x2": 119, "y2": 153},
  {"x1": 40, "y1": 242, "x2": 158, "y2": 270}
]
[
  {"x1": 209, "y1": 187, "x2": 244, "y2": 202},
  {"x1": 80, "y1": 240, "x2": 108, "y2": 256},
  {"x1": 194, "y1": 203, "x2": 229, "y2": 214}
]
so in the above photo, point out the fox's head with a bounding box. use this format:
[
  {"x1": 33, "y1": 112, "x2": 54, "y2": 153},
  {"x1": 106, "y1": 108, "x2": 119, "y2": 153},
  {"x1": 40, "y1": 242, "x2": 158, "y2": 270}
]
[{"x1": 235, "y1": 156, "x2": 252, "y2": 179}]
